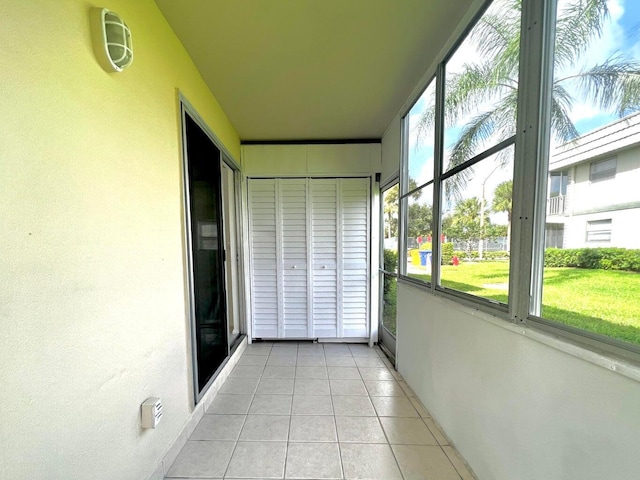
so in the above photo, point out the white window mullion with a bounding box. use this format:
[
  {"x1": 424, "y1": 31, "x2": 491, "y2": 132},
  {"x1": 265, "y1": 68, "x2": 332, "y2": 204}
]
[
  {"x1": 510, "y1": 0, "x2": 557, "y2": 322},
  {"x1": 431, "y1": 64, "x2": 446, "y2": 289}
]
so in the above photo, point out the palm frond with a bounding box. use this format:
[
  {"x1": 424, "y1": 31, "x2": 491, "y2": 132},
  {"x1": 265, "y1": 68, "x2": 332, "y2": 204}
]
[
  {"x1": 555, "y1": 0, "x2": 609, "y2": 68},
  {"x1": 415, "y1": 102, "x2": 436, "y2": 145},
  {"x1": 444, "y1": 62, "x2": 517, "y2": 128},
  {"x1": 443, "y1": 91, "x2": 518, "y2": 204},
  {"x1": 471, "y1": 0, "x2": 521, "y2": 68},
  {"x1": 442, "y1": 111, "x2": 498, "y2": 204},
  {"x1": 443, "y1": 167, "x2": 474, "y2": 205},
  {"x1": 570, "y1": 57, "x2": 640, "y2": 116},
  {"x1": 549, "y1": 84, "x2": 580, "y2": 143},
  {"x1": 447, "y1": 89, "x2": 518, "y2": 166}
]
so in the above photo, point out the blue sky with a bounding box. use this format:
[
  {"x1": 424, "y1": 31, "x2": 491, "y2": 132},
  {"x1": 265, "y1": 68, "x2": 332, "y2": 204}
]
[
  {"x1": 619, "y1": 0, "x2": 640, "y2": 33},
  {"x1": 574, "y1": 0, "x2": 640, "y2": 133}
]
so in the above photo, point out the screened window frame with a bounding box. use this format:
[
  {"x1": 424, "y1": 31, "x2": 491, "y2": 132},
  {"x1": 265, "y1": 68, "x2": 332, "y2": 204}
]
[
  {"x1": 380, "y1": 178, "x2": 400, "y2": 277},
  {"x1": 396, "y1": 0, "x2": 640, "y2": 361},
  {"x1": 398, "y1": 0, "x2": 516, "y2": 314}
]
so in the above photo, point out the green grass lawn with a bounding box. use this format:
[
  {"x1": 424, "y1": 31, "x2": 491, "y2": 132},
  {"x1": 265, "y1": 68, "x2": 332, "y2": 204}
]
[{"x1": 386, "y1": 262, "x2": 640, "y2": 345}]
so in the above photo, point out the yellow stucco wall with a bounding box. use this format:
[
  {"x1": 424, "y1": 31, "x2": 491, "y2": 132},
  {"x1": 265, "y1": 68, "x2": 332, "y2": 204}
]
[{"x1": 0, "y1": 1, "x2": 240, "y2": 479}]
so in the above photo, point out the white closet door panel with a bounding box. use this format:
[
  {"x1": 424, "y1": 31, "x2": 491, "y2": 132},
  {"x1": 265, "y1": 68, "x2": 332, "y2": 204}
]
[
  {"x1": 250, "y1": 177, "x2": 370, "y2": 340},
  {"x1": 249, "y1": 179, "x2": 279, "y2": 338},
  {"x1": 339, "y1": 178, "x2": 369, "y2": 337},
  {"x1": 280, "y1": 179, "x2": 309, "y2": 338},
  {"x1": 310, "y1": 179, "x2": 338, "y2": 337}
]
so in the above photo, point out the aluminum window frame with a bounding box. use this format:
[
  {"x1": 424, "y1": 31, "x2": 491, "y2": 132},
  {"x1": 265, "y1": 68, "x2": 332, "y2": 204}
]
[
  {"x1": 398, "y1": 0, "x2": 518, "y2": 310},
  {"x1": 397, "y1": 0, "x2": 640, "y2": 361},
  {"x1": 399, "y1": 74, "x2": 438, "y2": 286}
]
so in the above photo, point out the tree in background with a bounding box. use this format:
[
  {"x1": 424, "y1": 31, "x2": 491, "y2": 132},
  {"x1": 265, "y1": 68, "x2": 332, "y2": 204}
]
[
  {"x1": 444, "y1": 198, "x2": 483, "y2": 254},
  {"x1": 383, "y1": 179, "x2": 428, "y2": 240},
  {"x1": 383, "y1": 184, "x2": 399, "y2": 239},
  {"x1": 407, "y1": 202, "x2": 433, "y2": 240},
  {"x1": 492, "y1": 180, "x2": 513, "y2": 252},
  {"x1": 444, "y1": 197, "x2": 504, "y2": 255}
]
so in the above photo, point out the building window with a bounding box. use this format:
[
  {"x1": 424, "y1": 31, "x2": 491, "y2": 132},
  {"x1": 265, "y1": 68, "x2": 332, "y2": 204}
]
[
  {"x1": 549, "y1": 171, "x2": 568, "y2": 197},
  {"x1": 589, "y1": 157, "x2": 616, "y2": 182},
  {"x1": 586, "y1": 219, "x2": 612, "y2": 243},
  {"x1": 545, "y1": 223, "x2": 564, "y2": 249}
]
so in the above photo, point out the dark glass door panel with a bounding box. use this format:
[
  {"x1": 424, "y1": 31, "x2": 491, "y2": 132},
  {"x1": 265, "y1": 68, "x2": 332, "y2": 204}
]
[{"x1": 185, "y1": 115, "x2": 228, "y2": 394}]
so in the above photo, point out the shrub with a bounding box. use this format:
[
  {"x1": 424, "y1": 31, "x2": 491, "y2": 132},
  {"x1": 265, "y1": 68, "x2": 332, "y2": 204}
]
[
  {"x1": 483, "y1": 250, "x2": 509, "y2": 260},
  {"x1": 441, "y1": 242, "x2": 454, "y2": 265},
  {"x1": 544, "y1": 248, "x2": 640, "y2": 272},
  {"x1": 419, "y1": 242, "x2": 432, "y2": 251},
  {"x1": 451, "y1": 250, "x2": 510, "y2": 261},
  {"x1": 383, "y1": 249, "x2": 398, "y2": 273}
]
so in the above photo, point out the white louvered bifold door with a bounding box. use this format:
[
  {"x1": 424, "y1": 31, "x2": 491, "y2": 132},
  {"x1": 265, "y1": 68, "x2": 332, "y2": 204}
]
[
  {"x1": 248, "y1": 179, "x2": 279, "y2": 338},
  {"x1": 310, "y1": 179, "x2": 339, "y2": 338},
  {"x1": 249, "y1": 177, "x2": 370, "y2": 340},
  {"x1": 280, "y1": 179, "x2": 310, "y2": 338},
  {"x1": 338, "y1": 178, "x2": 370, "y2": 337}
]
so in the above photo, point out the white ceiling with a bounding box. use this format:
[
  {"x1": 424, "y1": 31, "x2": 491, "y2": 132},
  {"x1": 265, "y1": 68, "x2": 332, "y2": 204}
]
[{"x1": 155, "y1": 0, "x2": 473, "y2": 141}]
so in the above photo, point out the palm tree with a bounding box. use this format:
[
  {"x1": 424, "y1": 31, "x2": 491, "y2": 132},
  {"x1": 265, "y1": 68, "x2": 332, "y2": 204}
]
[
  {"x1": 444, "y1": 197, "x2": 484, "y2": 254},
  {"x1": 383, "y1": 184, "x2": 399, "y2": 239},
  {"x1": 492, "y1": 180, "x2": 513, "y2": 252},
  {"x1": 418, "y1": 0, "x2": 640, "y2": 198}
]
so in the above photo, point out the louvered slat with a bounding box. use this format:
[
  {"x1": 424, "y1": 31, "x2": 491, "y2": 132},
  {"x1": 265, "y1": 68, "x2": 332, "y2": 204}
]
[
  {"x1": 280, "y1": 179, "x2": 309, "y2": 338},
  {"x1": 310, "y1": 179, "x2": 338, "y2": 338},
  {"x1": 248, "y1": 179, "x2": 279, "y2": 338},
  {"x1": 339, "y1": 178, "x2": 369, "y2": 337}
]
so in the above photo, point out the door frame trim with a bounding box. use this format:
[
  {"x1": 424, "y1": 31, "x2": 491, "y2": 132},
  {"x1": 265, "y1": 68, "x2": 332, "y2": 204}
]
[{"x1": 378, "y1": 179, "x2": 399, "y2": 362}]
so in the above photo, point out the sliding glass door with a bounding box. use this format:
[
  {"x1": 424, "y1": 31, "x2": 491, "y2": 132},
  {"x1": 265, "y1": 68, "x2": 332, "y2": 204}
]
[{"x1": 183, "y1": 112, "x2": 230, "y2": 400}]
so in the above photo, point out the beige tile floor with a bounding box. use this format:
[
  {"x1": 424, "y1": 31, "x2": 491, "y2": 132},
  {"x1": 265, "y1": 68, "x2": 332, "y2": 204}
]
[{"x1": 165, "y1": 342, "x2": 475, "y2": 480}]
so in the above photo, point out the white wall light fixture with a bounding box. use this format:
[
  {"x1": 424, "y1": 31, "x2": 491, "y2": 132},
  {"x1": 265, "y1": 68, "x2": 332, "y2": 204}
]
[{"x1": 92, "y1": 8, "x2": 133, "y2": 72}]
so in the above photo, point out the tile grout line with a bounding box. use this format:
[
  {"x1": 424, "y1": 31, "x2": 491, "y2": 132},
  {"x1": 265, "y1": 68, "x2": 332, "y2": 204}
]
[
  {"x1": 376, "y1": 394, "x2": 407, "y2": 480},
  {"x1": 219, "y1": 372, "x2": 256, "y2": 479},
  {"x1": 327, "y1": 351, "x2": 346, "y2": 480},
  {"x1": 282, "y1": 349, "x2": 299, "y2": 479},
  {"x1": 217, "y1": 345, "x2": 469, "y2": 480},
  {"x1": 438, "y1": 444, "x2": 464, "y2": 480}
]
